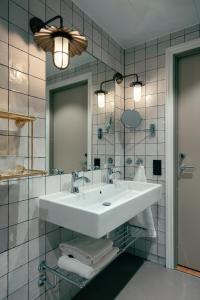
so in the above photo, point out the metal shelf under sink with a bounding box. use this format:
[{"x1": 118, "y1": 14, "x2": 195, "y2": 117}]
[{"x1": 38, "y1": 224, "x2": 145, "y2": 289}]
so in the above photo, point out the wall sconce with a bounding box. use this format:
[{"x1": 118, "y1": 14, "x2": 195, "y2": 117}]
[
  {"x1": 95, "y1": 72, "x2": 123, "y2": 108},
  {"x1": 129, "y1": 74, "x2": 143, "y2": 102},
  {"x1": 94, "y1": 72, "x2": 143, "y2": 106},
  {"x1": 30, "y1": 15, "x2": 87, "y2": 70}
]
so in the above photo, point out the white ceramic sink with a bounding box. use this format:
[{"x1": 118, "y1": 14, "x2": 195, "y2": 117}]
[{"x1": 39, "y1": 180, "x2": 161, "y2": 238}]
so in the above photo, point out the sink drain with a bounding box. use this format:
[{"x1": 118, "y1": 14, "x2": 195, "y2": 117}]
[{"x1": 102, "y1": 202, "x2": 111, "y2": 206}]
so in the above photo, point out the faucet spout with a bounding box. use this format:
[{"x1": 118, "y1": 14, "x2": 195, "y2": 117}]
[
  {"x1": 107, "y1": 168, "x2": 121, "y2": 184},
  {"x1": 71, "y1": 171, "x2": 90, "y2": 193}
]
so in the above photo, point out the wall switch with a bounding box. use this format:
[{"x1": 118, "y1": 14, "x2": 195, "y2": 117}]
[{"x1": 153, "y1": 160, "x2": 162, "y2": 176}]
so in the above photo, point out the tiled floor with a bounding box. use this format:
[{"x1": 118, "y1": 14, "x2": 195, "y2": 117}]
[
  {"x1": 73, "y1": 253, "x2": 200, "y2": 300},
  {"x1": 116, "y1": 261, "x2": 200, "y2": 300}
]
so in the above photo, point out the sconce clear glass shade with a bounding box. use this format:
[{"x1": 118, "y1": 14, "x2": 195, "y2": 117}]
[
  {"x1": 53, "y1": 36, "x2": 69, "y2": 69},
  {"x1": 133, "y1": 83, "x2": 142, "y2": 102},
  {"x1": 97, "y1": 92, "x2": 106, "y2": 108}
]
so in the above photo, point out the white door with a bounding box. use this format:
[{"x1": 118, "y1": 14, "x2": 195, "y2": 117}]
[{"x1": 177, "y1": 52, "x2": 200, "y2": 271}]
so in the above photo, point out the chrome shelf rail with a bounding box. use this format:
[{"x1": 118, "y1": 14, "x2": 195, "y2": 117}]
[{"x1": 38, "y1": 224, "x2": 145, "y2": 289}]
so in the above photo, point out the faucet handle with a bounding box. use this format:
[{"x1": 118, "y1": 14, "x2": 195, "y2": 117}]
[{"x1": 72, "y1": 171, "x2": 79, "y2": 179}]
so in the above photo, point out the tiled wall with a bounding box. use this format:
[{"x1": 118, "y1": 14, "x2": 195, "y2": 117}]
[
  {"x1": 124, "y1": 24, "x2": 200, "y2": 265},
  {"x1": 47, "y1": 60, "x2": 124, "y2": 173},
  {"x1": 0, "y1": 0, "x2": 124, "y2": 299},
  {"x1": 0, "y1": 0, "x2": 200, "y2": 298}
]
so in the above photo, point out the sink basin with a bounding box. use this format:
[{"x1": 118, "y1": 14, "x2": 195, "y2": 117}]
[{"x1": 39, "y1": 180, "x2": 161, "y2": 238}]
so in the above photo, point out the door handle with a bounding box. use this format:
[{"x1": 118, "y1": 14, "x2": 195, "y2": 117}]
[{"x1": 179, "y1": 165, "x2": 194, "y2": 173}]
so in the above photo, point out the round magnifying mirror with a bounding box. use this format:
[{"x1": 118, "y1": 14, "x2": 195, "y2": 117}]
[{"x1": 121, "y1": 109, "x2": 142, "y2": 128}]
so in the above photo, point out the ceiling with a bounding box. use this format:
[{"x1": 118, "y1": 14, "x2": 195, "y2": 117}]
[{"x1": 73, "y1": 0, "x2": 200, "y2": 48}]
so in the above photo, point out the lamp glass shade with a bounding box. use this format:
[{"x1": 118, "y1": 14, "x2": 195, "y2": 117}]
[
  {"x1": 133, "y1": 83, "x2": 142, "y2": 102},
  {"x1": 53, "y1": 36, "x2": 69, "y2": 69},
  {"x1": 97, "y1": 92, "x2": 105, "y2": 108}
]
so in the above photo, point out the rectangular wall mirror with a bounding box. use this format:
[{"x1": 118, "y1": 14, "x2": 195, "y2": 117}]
[{"x1": 46, "y1": 51, "x2": 122, "y2": 175}]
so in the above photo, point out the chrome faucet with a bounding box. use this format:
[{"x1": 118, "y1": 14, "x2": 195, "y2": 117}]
[
  {"x1": 108, "y1": 167, "x2": 121, "y2": 184},
  {"x1": 71, "y1": 171, "x2": 90, "y2": 193}
]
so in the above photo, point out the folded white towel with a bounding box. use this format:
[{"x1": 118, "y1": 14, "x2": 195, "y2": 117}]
[
  {"x1": 59, "y1": 236, "x2": 113, "y2": 265},
  {"x1": 57, "y1": 247, "x2": 119, "y2": 279}
]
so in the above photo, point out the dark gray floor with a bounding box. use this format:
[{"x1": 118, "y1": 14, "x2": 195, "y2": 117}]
[
  {"x1": 73, "y1": 253, "x2": 200, "y2": 300},
  {"x1": 73, "y1": 253, "x2": 144, "y2": 300},
  {"x1": 116, "y1": 261, "x2": 200, "y2": 300}
]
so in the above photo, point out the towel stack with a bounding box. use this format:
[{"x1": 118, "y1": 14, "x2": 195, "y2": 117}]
[{"x1": 58, "y1": 236, "x2": 119, "y2": 279}]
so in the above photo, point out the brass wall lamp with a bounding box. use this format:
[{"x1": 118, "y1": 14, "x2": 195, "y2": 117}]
[
  {"x1": 30, "y1": 15, "x2": 88, "y2": 70},
  {"x1": 95, "y1": 72, "x2": 144, "y2": 107}
]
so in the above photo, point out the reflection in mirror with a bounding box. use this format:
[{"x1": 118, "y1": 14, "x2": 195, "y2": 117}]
[
  {"x1": 46, "y1": 52, "x2": 119, "y2": 175},
  {"x1": 121, "y1": 109, "x2": 142, "y2": 128}
]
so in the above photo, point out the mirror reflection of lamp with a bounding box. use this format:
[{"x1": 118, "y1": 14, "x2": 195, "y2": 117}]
[
  {"x1": 95, "y1": 89, "x2": 107, "y2": 108},
  {"x1": 129, "y1": 74, "x2": 143, "y2": 102},
  {"x1": 94, "y1": 73, "x2": 123, "y2": 108}
]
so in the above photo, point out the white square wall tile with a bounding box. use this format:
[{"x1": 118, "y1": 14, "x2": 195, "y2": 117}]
[
  {"x1": 146, "y1": 82, "x2": 157, "y2": 95},
  {"x1": 9, "y1": 46, "x2": 28, "y2": 73},
  {"x1": 12, "y1": 0, "x2": 28, "y2": 10},
  {"x1": 0, "y1": 275, "x2": 7, "y2": 300},
  {"x1": 29, "y1": 96, "x2": 46, "y2": 118},
  {"x1": 9, "y1": 1, "x2": 28, "y2": 32},
  {"x1": 0, "y1": 204, "x2": 8, "y2": 228},
  {"x1": 29, "y1": 76, "x2": 45, "y2": 99},
  {"x1": 0, "y1": 182, "x2": 8, "y2": 205},
  {"x1": 146, "y1": 57, "x2": 157, "y2": 70},
  {"x1": 9, "y1": 69, "x2": 28, "y2": 94},
  {"x1": 9, "y1": 91, "x2": 28, "y2": 115},
  {"x1": 0, "y1": 18, "x2": 8, "y2": 43},
  {"x1": 29, "y1": 236, "x2": 45, "y2": 261},
  {"x1": 29, "y1": 177, "x2": 45, "y2": 199},
  {"x1": 29, "y1": 219, "x2": 45, "y2": 240},
  {"x1": 135, "y1": 49, "x2": 145, "y2": 62},
  {"x1": 33, "y1": 118, "x2": 46, "y2": 137},
  {"x1": 0, "y1": 251, "x2": 8, "y2": 277},
  {"x1": 8, "y1": 263, "x2": 28, "y2": 295},
  {"x1": 0, "y1": 88, "x2": 8, "y2": 111},
  {"x1": 29, "y1": 0, "x2": 45, "y2": 19},
  {"x1": 9, "y1": 24, "x2": 28, "y2": 52},
  {"x1": 33, "y1": 138, "x2": 46, "y2": 157},
  {"x1": 8, "y1": 242, "x2": 28, "y2": 271},
  {"x1": 0, "y1": 65, "x2": 8, "y2": 89},
  {"x1": 8, "y1": 284, "x2": 28, "y2": 300},
  {"x1": 29, "y1": 55, "x2": 45, "y2": 79},
  {"x1": 0, "y1": 40, "x2": 8, "y2": 66},
  {"x1": 0, "y1": 0, "x2": 8, "y2": 20},
  {"x1": 29, "y1": 198, "x2": 39, "y2": 220},
  {"x1": 9, "y1": 221, "x2": 28, "y2": 248},
  {"x1": 46, "y1": 175, "x2": 60, "y2": 194},
  {"x1": 9, "y1": 200, "x2": 28, "y2": 225},
  {"x1": 146, "y1": 45, "x2": 157, "y2": 58}
]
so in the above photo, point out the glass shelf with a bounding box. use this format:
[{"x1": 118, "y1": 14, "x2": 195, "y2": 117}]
[
  {"x1": 38, "y1": 224, "x2": 145, "y2": 289},
  {"x1": 0, "y1": 169, "x2": 47, "y2": 180},
  {"x1": 0, "y1": 111, "x2": 46, "y2": 180}
]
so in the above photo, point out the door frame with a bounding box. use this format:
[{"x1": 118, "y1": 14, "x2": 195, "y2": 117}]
[
  {"x1": 46, "y1": 72, "x2": 93, "y2": 173},
  {"x1": 166, "y1": 38, "x2": 200, "y2": 269}
]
